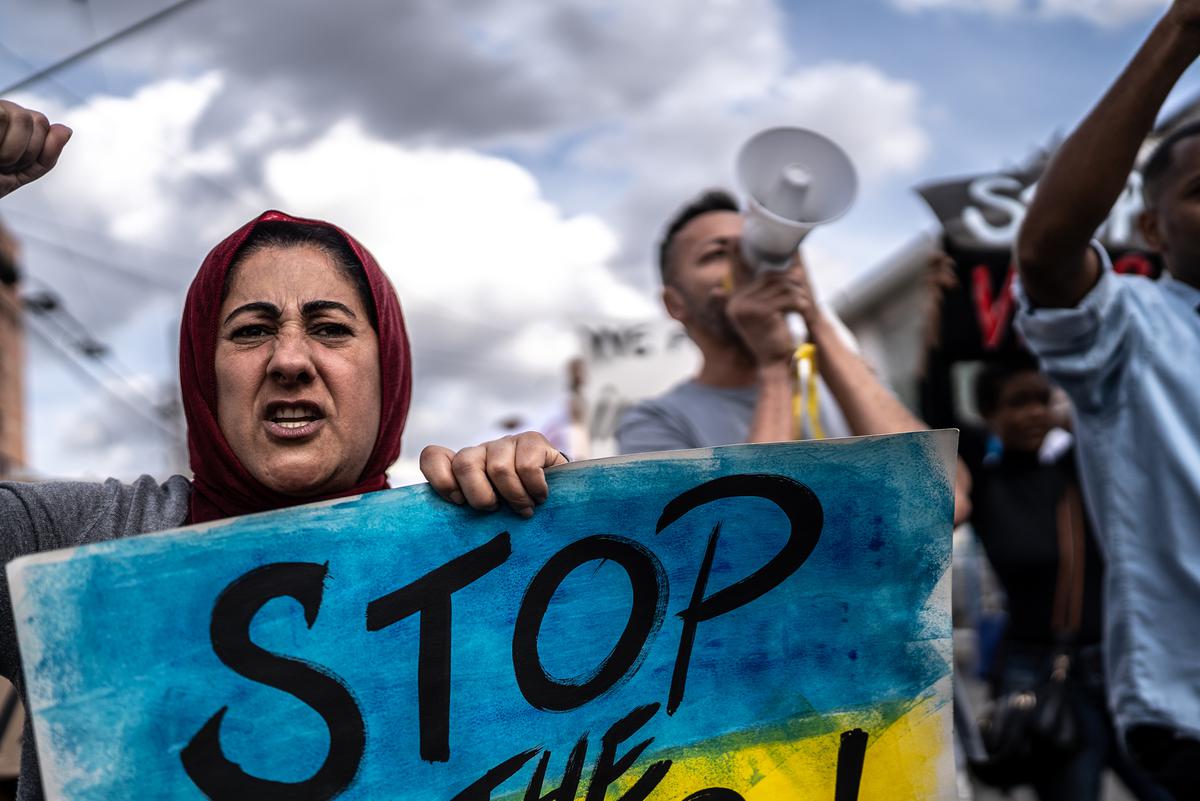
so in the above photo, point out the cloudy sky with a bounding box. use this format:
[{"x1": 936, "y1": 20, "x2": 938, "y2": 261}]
[{"x1": 0, "y1": 0, "x2": 1194, "y2": 484}]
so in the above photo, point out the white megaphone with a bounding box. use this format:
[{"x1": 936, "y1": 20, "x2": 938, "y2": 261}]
[{"x1": 735, "y1": 126, "x2": 858, "y2": 341}]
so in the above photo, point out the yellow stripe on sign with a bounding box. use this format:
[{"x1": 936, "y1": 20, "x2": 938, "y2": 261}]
[
  {"x1": 653, "y1": 698, "x2": 946, "y2": 800},
  {"x1": 495, "y1": 693, "x2": 949, "y2": 800},
  {"x1": 859, "y1": 692, "x2": 953, "y2": 799}
]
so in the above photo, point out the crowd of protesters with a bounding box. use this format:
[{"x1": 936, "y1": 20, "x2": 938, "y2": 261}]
[
  {"x1": 624, "y1": 4, "x2": 1200, "y2": 795},
  {"x1": 4, "y1": 2, "x2": 1200, "y2": 800}
]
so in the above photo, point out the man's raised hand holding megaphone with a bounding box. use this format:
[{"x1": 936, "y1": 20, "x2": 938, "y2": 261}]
[
  {"x1": 736, "y1": 128, "x2": 858, "y2": 271},
  {"x1": 614, "y1": 171, "x2": 969, "y2": 524},
  {"x1": 735, "y1": 127, "x2": 857, "y2": 344}
]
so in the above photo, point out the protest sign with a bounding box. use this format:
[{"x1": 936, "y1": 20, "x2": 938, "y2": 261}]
[
  {"x1": 915, "y1": 160, "x2": 1162, "y2": 434},
  {"x1": 917, "y1": 167, "x2": 1162, "y2": 363},
  {"x1": 914, "y1": 161, "x2": 1154, "y2": 258},
  {"x1": 578, "y1": 320, "x2": 700, "y2": 458},
  {"x1": 9, "y1": 433, "x2": 956, "y2": 800}
]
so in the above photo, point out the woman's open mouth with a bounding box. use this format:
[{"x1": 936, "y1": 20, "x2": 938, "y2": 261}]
[{"x1": 263, "y1": 402, "x2": 326, "y2": 440}]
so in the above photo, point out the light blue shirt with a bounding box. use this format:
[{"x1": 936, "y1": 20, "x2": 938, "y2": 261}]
[{"x1": 1015, "y1": 246, "x2": 1200, "y2": 739}]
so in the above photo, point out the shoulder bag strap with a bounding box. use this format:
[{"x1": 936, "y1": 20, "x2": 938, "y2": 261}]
[{"x1": 1052, "y1": 482, "x2": 1086, "y2": 641}]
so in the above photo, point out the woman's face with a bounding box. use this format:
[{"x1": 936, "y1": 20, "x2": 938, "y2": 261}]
[{"x1": 215, "y1": 244, "x2": 382, "y2": 497}]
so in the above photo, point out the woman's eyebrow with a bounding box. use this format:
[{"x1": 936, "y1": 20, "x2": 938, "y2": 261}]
[
  {"x1": 302, "y1": 300, "x2": 357, "y2": 319},
  {"x1": 223, "y1": 301, "x2": 281, "y2": 326}
]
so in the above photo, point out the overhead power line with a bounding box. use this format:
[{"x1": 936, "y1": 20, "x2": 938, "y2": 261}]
[
  {"x1": 0, "y1": 291, "x2": 180, "y2": 441},
  {"x1": 1, "y1": 207, "x2": 206, "y2": 267},
  {"x1": 0, "y1": 0, "x2": 206, "y2": 95},
  {"x1": 0, "y1": 6, "x2": 277, "y2": 216},
  {"x1": 22, "y1": 284, "x2": 168, "y2": 416},
  {"x1": 16, "y1": 228, "x2": 182, "y2": 291}
]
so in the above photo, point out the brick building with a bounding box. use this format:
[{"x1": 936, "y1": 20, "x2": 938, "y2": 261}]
[{"x1": 0, "y1": 219, "x2": 24, "y2": 478}]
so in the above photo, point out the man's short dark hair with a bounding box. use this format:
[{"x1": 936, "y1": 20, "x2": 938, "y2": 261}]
[
  {"x1": 974, "y1": 352, "x2": 1041, "y2": 419},
  {"x1": 657, "y1": 189, "x2": 738, "y2": 285},
  {"x1": 1142, "y1": 119, "x2": 1200, "y2": 206}
]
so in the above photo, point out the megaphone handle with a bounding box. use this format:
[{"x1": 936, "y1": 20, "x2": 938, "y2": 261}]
[
  {"x1": 786, "y1": 311, "x2": 808, "y2": 344},
  {"x1": 792, "y1": 341, "x2": 825, "y2": 440}
]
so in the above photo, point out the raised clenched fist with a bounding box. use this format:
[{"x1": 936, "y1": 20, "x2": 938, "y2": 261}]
[{"x1": 0, "y1": 100, "x2": 71, "y2": 200}]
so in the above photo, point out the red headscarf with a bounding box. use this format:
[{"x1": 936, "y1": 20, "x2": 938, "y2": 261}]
[{"x1": 179, "y1": 210, "x2": 412, "y2": 524}]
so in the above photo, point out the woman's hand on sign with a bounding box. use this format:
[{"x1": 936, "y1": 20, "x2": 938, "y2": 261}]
[
  {"x1": 0, "y1": 100, "x2": 71, "y2": 200},
  {"x1": 420, "y1": 431, "x2": 568, "y2": 519}
]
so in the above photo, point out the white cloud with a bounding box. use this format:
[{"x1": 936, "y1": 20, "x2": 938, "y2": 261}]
[
  {"x1": 262, "y1": 120, "x2": 646, "y2": 320},
  {"x1": 570, "y1": 61, "x2": 930, "y2": 294},
  {"x1": 29, "y1": 364, "x2": 181, "y2": 482},
  {"x1": 6, "y1": 1, "x2": 939, "y2": 480},
  {"x1": 890, "y1": 0, "x2": 1169, "y2": 25},
  {"x1": 13, "y1": 3, "x2": 932, "y2": 300},
  {"x1": 191, "y1": 0, "x2": 787, "y2": 148},
  {"x1": 575, "y1": 60, "x2": 929, "y2": 190},
  {"x1": 12, "y1": 74, "x2": 657, "y2": 476},
  {"x1": 892, "y1": 0, "x2": 1023, "y2": 13},
  {"x1": 25, "y1": 293, "x2": 186, "y2": 482},
  {"x1": 769, "y1": 64, "x2": 929, "y2": 180},
  {"x1": 14, "y1": 73, "x2": 251, "y2": 249},
  {"x1": 4, "y1": 74, "x2": 269, "y2": 339},
  {"x1": 1038, "y1": 0, "x2": 1168, "y2": 26},
  {"x1": 259, "y1": 118, "x2": 657, "y2": 450}
]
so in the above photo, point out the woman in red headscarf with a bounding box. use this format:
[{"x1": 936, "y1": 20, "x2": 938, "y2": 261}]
[
  {"x1": 181, "y1": 209, "x2": 413, "y2": 524},
  {"x1": 0, "y1": 99, "x2": 565, "y2": 801}
]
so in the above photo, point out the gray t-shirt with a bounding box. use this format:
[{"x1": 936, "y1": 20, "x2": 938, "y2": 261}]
[
  {"x1": 615, "y1": 378, "x2": 851, "y2": 454},
  {"x1": 0, "y1": 475, "x2": 192, "y2": 801}
]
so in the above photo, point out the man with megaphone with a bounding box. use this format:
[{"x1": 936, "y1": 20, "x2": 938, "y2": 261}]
[{"x1": 615, "y1": 180, "x2": 969, "y2": 523}]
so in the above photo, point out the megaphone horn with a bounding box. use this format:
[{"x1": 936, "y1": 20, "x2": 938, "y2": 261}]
[{"x1": 735, "y1": 127, "x2": 858, "y2": 272}]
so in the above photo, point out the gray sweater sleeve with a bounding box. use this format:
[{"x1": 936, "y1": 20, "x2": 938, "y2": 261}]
[
  {"x1": 0, "y1": 475, "x2": 192, "y2": 676},
  {"x1": 0, "y1": 475, "x2": 191, "y2": 801},
  {"x1": 0, "y1": 476, "x2": 192, "y2": 560}
]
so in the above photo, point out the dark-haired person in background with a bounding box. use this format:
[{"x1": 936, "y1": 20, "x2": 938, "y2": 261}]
[
  {"x1": 616, "y1": 189, "x2": 971, "y2": 522},
  {"x1": 1015, "y1": 2, "x2": 1200, "y2": 796},
  {"x1": 969, "y1": 359, "x2": 1167, "y2": 801},
  {"x1": 616, "y1": 190, "x2": 854, "y2": 450}
]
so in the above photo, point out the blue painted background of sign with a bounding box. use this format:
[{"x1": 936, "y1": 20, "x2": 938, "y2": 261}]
[{"x1": 9, "y1": 433, "x2": 955, "y2": 800}]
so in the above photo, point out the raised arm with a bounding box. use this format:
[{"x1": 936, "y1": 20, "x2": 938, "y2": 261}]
[
  {"x1": 806, "y1": 311, "x2": 923, "y2": 437},
  {"x1": 730, "y1": 254, "x2": 971, "y2": 523},
  {"x1": 806, "y1": 306, "x2": 973, "y2": 522},
  {"x1": 808, "y1": 307, "x2": 972, "y2": 522},
  {"x1": 1016, "y1": 4, "x2": 1200, "y2": 307},
  {"x1": 722, "y1": 268, "x2": 798, "y2": 444},
  {"x1": 0, "y1": 100, "x2": 71, "y2": 199}
]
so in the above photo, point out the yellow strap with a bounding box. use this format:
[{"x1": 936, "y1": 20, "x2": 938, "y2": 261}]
[{"x1": 792, "y1": 343, "x2": 825, "y2": 440}]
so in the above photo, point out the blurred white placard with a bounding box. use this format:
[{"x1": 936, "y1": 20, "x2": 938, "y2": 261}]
[{"x1": 578, "y1": 319, "x2": 700, "y2": 458}]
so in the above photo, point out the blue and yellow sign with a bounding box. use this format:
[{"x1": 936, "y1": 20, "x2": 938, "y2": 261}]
[{"x1": 9, "y1": 433, "x2": 956, "y2": 800}]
